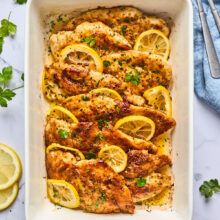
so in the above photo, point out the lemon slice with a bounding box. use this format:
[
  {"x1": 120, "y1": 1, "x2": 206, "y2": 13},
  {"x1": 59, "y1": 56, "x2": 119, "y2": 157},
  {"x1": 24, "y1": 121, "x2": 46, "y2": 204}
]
[
  {"x1": 47, "y1": 179, "x2": 80, "y2": 209},
  {"x1": 0, "y1": 182, "x2": 19, "y2": 211},
  {"x1": 47, "y1": 105, "x2": 78, "y2": 123},
  {"x1": 134, "y1": 29, "x2": 170, "y2": 60},
  {"x1": 98, "y1": 145, "x2": 127, "y2": 173},
  {"x1": 60, "y1": 44, "x2": 103, "y2": 72},
  {"x1": 46, "y1": 143, "x2": 85, "y2": 160},
  {"x1": 89, "y1": 88, "x2": 122, "y2": 101},
  {"x1": 0, "y1": 144, "x2": 22, "y2": 190},
  {"x1": 114, "y1": 115, "x2": 155, "y2": 141},
  {"x1": 143, "y1": 86, "x2": 172, "y2": 117}
]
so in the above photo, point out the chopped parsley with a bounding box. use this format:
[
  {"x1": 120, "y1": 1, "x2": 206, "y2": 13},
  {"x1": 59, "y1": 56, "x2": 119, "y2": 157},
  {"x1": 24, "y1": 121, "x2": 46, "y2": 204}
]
[
  {"x1": 125, "y1": 70, "x2": 140, "y2": 85},
  {"x1": 58, "y1": 129, "x2": 69, "y2": 139},
  {"x1": 121, "y1": 25, "x2": 127, "y2": 36},
  {"x1": 94, "y1": 132, "x2": 105, "y2": 143},
  {"x1": 199, "y1": 179, "x2": 220, "y2": 198},
  {"x1": 16, "y1": 0, "x2": 27, "y2": 4},
  {"x1": 81, "y1": 36, "x2": 96, "y2": 47},
  {"x1": 85, "y1": 150, "x2": 96, "y2": 160},
  {"x1": 103, "y1": 60, "x2": 111, "y2": 67},
  {"x1": 136, "y1": 177, "x2": 146, "y2": 187},
  {"x1": 57, "y1": 15, "x2": 63, "y2": 22},
  {"x1": 100, "y1": 191, "x2": 107, "y2": 201},
  {"x1": 97, "y1": 118, "x2": 109, "y2": 129},
  {"x1": 81, "y1": 95, "x2": 90, "y2": 101}
]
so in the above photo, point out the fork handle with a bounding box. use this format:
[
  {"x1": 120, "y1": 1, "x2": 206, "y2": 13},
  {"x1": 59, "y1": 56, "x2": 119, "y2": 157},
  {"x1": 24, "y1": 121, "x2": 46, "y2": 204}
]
[
  {"x1": 197, "y1": 0, "x2": 220, "y2": 78},
  {"x1": 208, "y1": 0, "x2": 220, "y2": 33}
]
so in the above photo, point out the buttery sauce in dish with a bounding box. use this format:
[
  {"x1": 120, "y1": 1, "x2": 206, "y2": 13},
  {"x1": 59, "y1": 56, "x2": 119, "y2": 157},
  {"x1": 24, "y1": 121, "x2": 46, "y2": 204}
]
[{"x1": 42, "y1": 6, "x2": 175, "y2": 214}]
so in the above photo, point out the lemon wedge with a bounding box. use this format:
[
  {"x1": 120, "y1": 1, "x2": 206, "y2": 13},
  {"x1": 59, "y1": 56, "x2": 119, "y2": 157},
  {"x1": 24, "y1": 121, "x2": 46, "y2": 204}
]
[
  {"x1": 89, "y1": 88, "x2": 122, "y2": 101},
  {"x1": 98, "y1": 145, "x2": 127, "y2": 173},
  {"x1": 114, "y1": 115, "x2": 155, "y2": 141},
  {"x1": 60, "y1": 44, "x2": 103, "y2": 72},
  {"x1": 47, "y1": 105, "x2": 78, "y2": 124},
  {"x1": 47, "y1": 179, "x2": 80, "y2": 209},
  {"x1": 143, "y1": 86, "x2": 172, "y2": 117},
  {"x1": 0, "y1": 144, "x2": 22, "y2": 190},
  {"x1": 134, "y1": 29, "x2": 170, "y2": 60},
  {"x1": 0, "y1": 182, "x2": 19, "y2": 211},
  {"x1": 46, "y1": 143, "x2": 85, "y2": 160}
]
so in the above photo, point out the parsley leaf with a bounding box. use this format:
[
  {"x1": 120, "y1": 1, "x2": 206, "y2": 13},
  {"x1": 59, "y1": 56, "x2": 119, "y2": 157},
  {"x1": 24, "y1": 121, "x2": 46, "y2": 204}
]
[
  {"x1": 81, "y1": 95, "x2": 90, "y2": 101},
  {"x1": 58, "y1": 129, "x2": 69, "y2": 139},
  {"x1": 85, "y1": 150, "x2": 96, "y2": 160},
  {"x1": 103, "y1": 60, "x2": 111, "y2": 67},
  {"x1": 21, "y1": 73, "x2": 24, "y2": 81},
  {"x1": 125, "y1": 70, "x2": 140, "y2": 85},
  {"x1": 97, "y1": 118, "x2": 109, "y2": 129},
  {"x1": 0, "y1": 66, "x2": 13, "y2": 84},
  {"x1": 121, "y1": 25, "x2": 127, "y2": 36},
  {"x1": 16, "y1": 0, "x2": 27, "y2": 4},
  {"x1": 136, "y1": 177, "x2": 146, "y2": 187},
  {"x1": 0, "y1": 17, "x2": 17, "y2": 53},
  {"x1": 81, "y1": 36, "x2": 96, "y2": 47},
  {"x1": 199, "y1": 179, "x2": 220, "y2": 198},
  {"x1": 0, "y1": 37, "x2": 4, "y2": 53},
  {"x1": 0, "y1": 87, "x2": 16, "y2": 107}
]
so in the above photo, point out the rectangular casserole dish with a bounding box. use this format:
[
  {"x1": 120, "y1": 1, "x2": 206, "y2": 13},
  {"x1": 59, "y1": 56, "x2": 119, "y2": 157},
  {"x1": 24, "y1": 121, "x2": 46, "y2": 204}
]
[{"x1": 25, "y1": 0, "x2": 193, "y2": 219}]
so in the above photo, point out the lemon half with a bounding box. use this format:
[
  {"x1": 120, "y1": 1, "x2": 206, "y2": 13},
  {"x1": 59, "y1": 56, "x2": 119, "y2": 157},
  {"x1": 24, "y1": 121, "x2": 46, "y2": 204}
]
[
  {"x1": 143, "y1": 86, "x2": 172, "y2": 117},
  {"x1": 114, "y1": 115, "x2": 155, "y2": 141},
  {"x1": 134, "y1": 29, "x2": 170, "y2": 60},
  {"x1": 98, "y1": 145, "x2": 127, "y2": 173},
  {"x1": 0, "y1": 144, "x2": 22, "y2": 190},
  {"x1": 47, "y1": 179, "x2": 80, "y2": 209},
  {"x1": 60, "y1": 44, "x2": 103, "y2": 72},
  {"x1": 89, "y1": 88, "x2": 122, "y2": 101}
]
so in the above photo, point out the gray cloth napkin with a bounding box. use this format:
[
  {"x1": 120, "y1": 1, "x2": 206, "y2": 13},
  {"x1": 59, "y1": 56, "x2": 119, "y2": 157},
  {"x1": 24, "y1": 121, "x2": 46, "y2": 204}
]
[{"x1": 193, "y1": 0, "x2": 220, "y2": 113}]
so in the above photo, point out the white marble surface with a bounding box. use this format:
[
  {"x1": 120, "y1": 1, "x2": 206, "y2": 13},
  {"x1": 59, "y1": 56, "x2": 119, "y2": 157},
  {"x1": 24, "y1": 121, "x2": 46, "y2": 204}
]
[{"x1": 0, "y1": 1, "x2": 220, "y2": 220}]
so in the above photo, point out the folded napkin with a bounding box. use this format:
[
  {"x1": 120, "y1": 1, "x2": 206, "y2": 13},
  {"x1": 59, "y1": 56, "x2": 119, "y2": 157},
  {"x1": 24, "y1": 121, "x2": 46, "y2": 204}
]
[{"x1": 193, "y1": 0, "x2": 220, "y2": 113}]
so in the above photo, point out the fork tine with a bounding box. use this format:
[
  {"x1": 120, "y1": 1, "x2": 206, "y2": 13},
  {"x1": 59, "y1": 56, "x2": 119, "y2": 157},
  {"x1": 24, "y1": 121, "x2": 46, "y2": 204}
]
[{"x1": 208, "y1": 0, "x2": 220, "y2": 33}]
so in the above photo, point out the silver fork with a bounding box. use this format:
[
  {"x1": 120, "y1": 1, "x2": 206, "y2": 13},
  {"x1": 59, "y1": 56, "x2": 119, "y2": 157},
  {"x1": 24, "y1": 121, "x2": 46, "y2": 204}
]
[
  {"x1": 196, "y1": 0, "x2": 220, "y2": 79},
  {"x1": 208, "y1": 0, "x2": 220, "y2": 33}
]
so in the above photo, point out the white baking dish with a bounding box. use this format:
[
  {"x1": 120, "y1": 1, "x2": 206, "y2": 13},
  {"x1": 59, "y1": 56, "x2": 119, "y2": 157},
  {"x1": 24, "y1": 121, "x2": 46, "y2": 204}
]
[{"x1": 25, "y1": 0, "x2": 193, "y2": 219}]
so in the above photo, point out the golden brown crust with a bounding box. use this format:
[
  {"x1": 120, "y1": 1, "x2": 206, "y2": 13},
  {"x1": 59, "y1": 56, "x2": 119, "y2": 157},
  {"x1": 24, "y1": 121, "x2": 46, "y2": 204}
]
[{"x1": 122, "y1": 150, "x2": 172, "y2": 178}]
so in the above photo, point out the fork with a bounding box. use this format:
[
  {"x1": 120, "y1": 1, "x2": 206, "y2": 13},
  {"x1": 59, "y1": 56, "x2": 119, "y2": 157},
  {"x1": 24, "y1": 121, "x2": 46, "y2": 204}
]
[
  {"x1": 208, "y1": 0, "x2": 220, "y2": 33},
  {"x1": 196, "y1": 0, "x2": 220, "y2": 79}
]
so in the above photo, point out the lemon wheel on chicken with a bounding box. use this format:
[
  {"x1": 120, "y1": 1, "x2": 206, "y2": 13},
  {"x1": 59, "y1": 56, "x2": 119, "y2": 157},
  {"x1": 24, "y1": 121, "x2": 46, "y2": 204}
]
[
  {"x1": 60, "y1": 44, "x2": 103, "y2": 72},
  {"x1": 47, "y1": 105, "x2": 78, "y2": 124},
  {"x1": 143, "y1": 86, "x2": 172, "y2": 117},
  {"x1": 0, "y1": 144, "x2": 22, "y2": 190},
  {"x1": 98, "y1": 145, "x2": 127, "y2": 173},
  {"x1": 89, "y1": 88, "x2": 122, "y2": 101},
  {"x1": 0, "y1": 183, "x2": 19, "y2": 211},
  {"x1": 114, "y1": 115, "x2": 155, "y2": 141},
  {"x1": 134, "y1": 29, "x2": 170, "y2": 60},
  {"x1": 47, "y1": 179, "x2": 80, "y2": 208},
  {"x1": 46, "y1": 143, "x2": 85, "y2": 161}
]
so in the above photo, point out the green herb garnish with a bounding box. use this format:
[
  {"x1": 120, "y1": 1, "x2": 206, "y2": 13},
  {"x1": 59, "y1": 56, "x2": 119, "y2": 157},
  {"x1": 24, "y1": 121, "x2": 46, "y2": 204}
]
[
  {"x1": 136, "y1": 177, "x2": 146, "y2": 187},
  {"x1": 16, "y1": 0, "x2": 27, "y2": 4},
  {"x1": 125, "y1": 70, "x2": 140, "y2": 85},
  {"x1": 0, "y1": 17, "x2": 17, "y2": 53},
  {"x1": 103, "y1": 60, "x2": 111, "y2": 67},
  {"x1": 100, "y1": 191, "x2": 107, "y2": 201},
  {"x1": 0, "y1": 66, "x2": 13, "y2": 84},
  {"x1": 81, "y1": 95, "x2": 90, "y2": 101},
  {"x1": 199, "y1": 179, "x2": 220, "y2": 198},
  {"x1": 121, "y1": 25, "x2": 127, "y2": 36},
  {"x1": 97, "y1": 118, "x2": 109, "y2": 129},
  {"x1": 58, "y1": 129, "x2": 69, "y2": 139},
  {"x1": 94, "y1": 132, "x2": 105, "y2": 143},
  {"x1": 85, "y1": 150, "x2": 96, "y2": 160},
  {"x1": 81, "y1": 36, "x2": 96, "y2": 47},
  {"x1": 0, "y1": 87, "x2": 16, "y2": 107}
]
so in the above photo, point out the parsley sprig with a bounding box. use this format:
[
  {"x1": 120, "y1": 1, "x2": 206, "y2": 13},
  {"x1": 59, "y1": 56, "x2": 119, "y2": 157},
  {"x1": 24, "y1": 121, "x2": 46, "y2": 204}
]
[
  {"x1": 0, "y1": 15, "x2": 17, "y2": 53},
  {"x1": 199, "y1": 179, "x2": 220, "y2": 198},
  {"x1": 125, "y1": 70, "x2": 140, "y2": 85},
  {"x1": 16, "y1": 0, "x2": 27, "y2": 4},
  {"x1": 81, "y1": 36, "x2": 96, "y2": 47}
]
